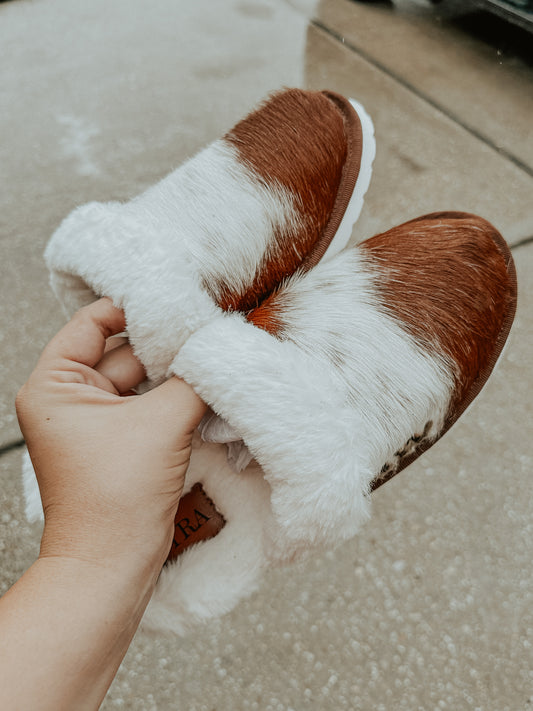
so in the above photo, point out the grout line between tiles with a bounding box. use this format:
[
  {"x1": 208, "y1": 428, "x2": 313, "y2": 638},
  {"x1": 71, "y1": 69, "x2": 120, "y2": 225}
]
[
  {"x1": 511, "y1": 234, "x2": 533, "y2": 250},
  {"x1": 311, "y1": 18, "x2": 533, "y2": 179},
  {"x1": 0, "y1": 438, "x2": 25, "y2": 457}
]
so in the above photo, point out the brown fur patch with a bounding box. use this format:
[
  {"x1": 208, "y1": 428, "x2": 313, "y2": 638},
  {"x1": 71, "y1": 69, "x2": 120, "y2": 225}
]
[
  {"x1": 246, "y1": 287, "x2": 287, "y2": 335},
  {"x1": 219, "y1": 89, "x2": 348, "y2": 313},
  {"x1": 360, "y1": 212, "x2": 514, "y2": 405}
]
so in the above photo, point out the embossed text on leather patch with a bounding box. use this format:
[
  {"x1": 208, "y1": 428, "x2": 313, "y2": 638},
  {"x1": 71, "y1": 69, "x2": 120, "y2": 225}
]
[{"x1": 166, "y1": 482, "x2": 225, "y2": 563}]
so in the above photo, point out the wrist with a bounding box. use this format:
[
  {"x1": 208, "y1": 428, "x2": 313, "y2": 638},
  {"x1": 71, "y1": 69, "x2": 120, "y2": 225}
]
[
  {"x1": 38, "y1": 513, "x2": 173, "y2": 581},
  {"x1": 0, "y1": 555, "x2": 157, "y2": 711},
  {"x1": 33, "y1": 554, "x2": 159, "y2": 609}
]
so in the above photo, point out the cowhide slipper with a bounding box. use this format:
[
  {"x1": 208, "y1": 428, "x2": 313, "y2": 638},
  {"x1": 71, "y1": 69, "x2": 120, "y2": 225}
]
[
  {"x1": 22, "y1": 88, "x2": 377, "y2": 629},
  {"x1": 140, "y1": 212, "x2": 516, "y2": 634}
]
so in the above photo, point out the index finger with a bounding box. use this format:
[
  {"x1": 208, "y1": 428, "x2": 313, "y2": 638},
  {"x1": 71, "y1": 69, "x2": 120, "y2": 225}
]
[{"x1": 39, "y1": 298, "x2": 127, "y2": 370}]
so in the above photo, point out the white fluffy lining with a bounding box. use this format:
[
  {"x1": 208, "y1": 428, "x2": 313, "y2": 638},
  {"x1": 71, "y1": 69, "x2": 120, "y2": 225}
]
[{"x1": 143, "y1": 434, "x2": 273, "y2": 635}]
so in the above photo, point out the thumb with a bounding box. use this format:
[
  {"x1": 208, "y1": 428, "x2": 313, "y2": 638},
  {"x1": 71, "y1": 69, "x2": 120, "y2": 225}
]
[{"x1": 137, "y1": 376, "x2": 208, "y2": 435}]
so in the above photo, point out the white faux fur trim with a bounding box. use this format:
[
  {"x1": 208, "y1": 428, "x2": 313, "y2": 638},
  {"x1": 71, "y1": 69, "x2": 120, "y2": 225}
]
[
  {"x1": 45, "y1": 140, "x2": 301, "y2": 383},
  {"x1": 174, "y1": 314, "x2": 372, "y2": 561},
  {"x1": 173, "y1": 249, "x2": 454, "y2": 562}
]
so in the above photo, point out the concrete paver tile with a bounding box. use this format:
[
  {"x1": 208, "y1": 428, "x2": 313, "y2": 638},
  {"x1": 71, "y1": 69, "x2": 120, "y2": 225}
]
[
  {"x1": 315, "y1": 0, "x2": 533, "y2": 174},
  {"x1": 305, "y1": 23, "x2": 533, "y2": 247},
  {"x1": 0, "y1": 448, "x2": 42, "y2": 596}
]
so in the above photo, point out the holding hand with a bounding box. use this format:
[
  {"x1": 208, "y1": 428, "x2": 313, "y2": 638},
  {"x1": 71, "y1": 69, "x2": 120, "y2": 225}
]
[
  {"x1": 16, "y1": 297, "x2": 206, "y2": 569},
  {"x1": 1, "y1": 298, "x2": 206, "y2": 710}
]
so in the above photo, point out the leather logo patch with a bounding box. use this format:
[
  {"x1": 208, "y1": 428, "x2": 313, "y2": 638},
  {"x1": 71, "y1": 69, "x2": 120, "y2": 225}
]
[{"x1": 166, "y1": 482, "x2": 225, "y2": 563}]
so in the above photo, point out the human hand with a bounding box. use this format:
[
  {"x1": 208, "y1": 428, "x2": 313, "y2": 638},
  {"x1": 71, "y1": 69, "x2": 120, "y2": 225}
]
[{"x1": 16, "y1": 297, "x2": 207, "y2": 573}]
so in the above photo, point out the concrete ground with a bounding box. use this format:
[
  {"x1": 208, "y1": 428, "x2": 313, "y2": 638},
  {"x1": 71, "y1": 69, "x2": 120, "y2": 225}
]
[{"x1": 1, "y1": 0, "x2": 532, "y2": 708}]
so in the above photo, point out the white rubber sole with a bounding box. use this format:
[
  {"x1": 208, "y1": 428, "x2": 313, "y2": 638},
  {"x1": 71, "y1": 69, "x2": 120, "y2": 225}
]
[{"x1": 323, "y1": 98, "x2": 377, "y2": 260}]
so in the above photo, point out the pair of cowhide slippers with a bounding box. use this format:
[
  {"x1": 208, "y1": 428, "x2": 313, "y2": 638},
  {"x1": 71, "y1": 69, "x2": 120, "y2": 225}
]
[{"x1": 23, "y1": 89, "x2": 517, "y2": 634}]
